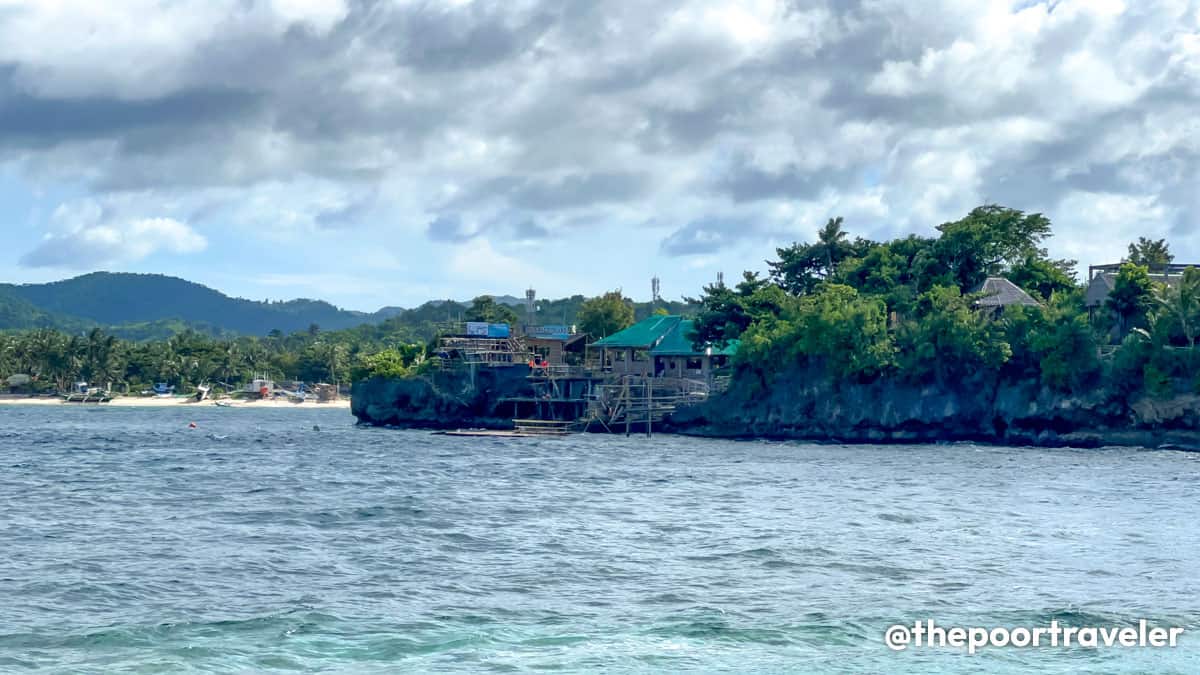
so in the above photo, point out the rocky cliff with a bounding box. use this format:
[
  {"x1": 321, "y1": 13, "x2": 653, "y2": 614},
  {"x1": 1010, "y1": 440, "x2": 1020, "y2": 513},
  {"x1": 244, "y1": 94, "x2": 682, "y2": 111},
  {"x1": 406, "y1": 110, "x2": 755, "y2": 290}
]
[
  {"x1": 666, "y1": 365, "x2": 1200, "y2": 449},
  {"x1": 352, "y1": 366, "x2": 534, "y2": 429},
  {"x1": 353, "y1": 364, "x2": 1200, "y2": 448}
]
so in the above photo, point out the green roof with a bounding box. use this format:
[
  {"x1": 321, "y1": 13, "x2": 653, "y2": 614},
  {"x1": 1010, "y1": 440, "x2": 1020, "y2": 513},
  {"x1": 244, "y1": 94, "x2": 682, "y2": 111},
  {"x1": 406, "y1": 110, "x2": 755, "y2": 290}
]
[
  {"x1": 650, "y1": 319, "x2": 739, "y2": 356},
  {"x1": 591, "y1": 315, "x2": 682, "y2": 348}
]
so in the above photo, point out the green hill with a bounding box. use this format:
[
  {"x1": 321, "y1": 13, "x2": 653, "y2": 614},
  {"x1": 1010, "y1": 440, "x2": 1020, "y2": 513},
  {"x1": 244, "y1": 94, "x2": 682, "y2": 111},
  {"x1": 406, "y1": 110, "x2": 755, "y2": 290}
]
[
  {"x1": 1, "y1": 272, "x2": 698, "y2": 341},
  {"x1": 0, "y1": 285, "x2": 92, "y2": 333},
  {"x1": 1, "y1": 272, "x2": 384, "y2": 337}
]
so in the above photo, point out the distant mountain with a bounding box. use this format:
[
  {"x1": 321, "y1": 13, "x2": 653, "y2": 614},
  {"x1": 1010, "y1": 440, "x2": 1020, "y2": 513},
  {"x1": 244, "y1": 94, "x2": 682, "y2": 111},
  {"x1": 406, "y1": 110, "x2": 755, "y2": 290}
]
[
  {"x1": 0, "y1": 272, "x2": 699, "y2": 341},
  {"x1": 0, "y1": 285, "x2": 91, "y2": 333},
  {"x1": 0, "y1": 272, "x2": 394, "y2": 337},
  {"x1": 492, "y1": 294, "x2": 526, "y2": 307}
]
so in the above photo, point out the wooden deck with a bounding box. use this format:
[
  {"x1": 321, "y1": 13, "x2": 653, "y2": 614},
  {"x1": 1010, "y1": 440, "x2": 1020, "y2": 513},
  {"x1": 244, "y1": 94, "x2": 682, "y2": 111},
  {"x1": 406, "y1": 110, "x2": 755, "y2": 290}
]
[
  {"x1": 436, "y1": 420, "x2": 576, "y2": 438},
  {"x1": 435, "y1": 429, "x2": 554, "y2": 438}
]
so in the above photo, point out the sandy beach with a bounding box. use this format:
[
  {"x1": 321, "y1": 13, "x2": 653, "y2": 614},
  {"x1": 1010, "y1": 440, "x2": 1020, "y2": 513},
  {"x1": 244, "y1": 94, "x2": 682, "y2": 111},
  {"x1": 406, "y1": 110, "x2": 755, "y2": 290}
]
[{"x1": 0, "y1": 395, "x2": 351, "y2": 409}]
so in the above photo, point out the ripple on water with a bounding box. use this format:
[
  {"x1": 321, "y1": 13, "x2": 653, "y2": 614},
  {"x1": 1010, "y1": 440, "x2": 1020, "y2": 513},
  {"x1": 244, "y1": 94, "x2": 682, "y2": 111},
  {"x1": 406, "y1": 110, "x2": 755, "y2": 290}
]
[{"x1": 0, "y1": 405, "x2": 1198, "y2": 673}]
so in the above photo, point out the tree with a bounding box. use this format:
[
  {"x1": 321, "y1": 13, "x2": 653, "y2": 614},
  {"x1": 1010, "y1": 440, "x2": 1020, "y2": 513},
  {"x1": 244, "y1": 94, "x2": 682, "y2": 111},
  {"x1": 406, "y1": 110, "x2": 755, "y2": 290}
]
[
  {"x1": 1106, "y1": 263, "x2": 1156, "y2": 337},
  {"x1": 933, "y1": 205, "x2": 1053, "y2": 291},
  {"x1": 577, "y1": 290, "x2": 635, "y2": 339},
  {"x1": 1156, "y1": 266, "x2": 1200, "y2": 349},
  {"x1": 1127, "y1": 237, "x2": 1174, "y2": 271},
  {"x1": 1002, "y1": 297, "x2": 1102, "y2": 391},
  {"x1": 895, "y1": 285, "x2": 1012, "y2": 384},
  {"x1": 687, "y1": 272, "x2": 787, "y2": 347},
  {"x1": 815, "y1": 217, "x2": 850, "y2": 275},
  {"x1": 769, "y1": 216, "x2": 870, "y2": 295},
  {"x1": 789, "y1": 284, "x2": 894, "y2": 379},
  {"x1": 465, "y1": 296, "x2": 520, "y2": 325},
  {"x1": 1005, "y1": 255, "x2": 1077, "y2": 301}
]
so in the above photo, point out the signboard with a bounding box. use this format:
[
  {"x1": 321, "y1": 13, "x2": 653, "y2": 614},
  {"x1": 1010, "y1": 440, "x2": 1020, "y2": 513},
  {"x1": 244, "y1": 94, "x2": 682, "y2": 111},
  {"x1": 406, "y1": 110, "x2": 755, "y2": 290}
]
[
  {"x1": 466, "y1": 322, "x2": 510, "y2": 338},
  {"x1": 524, "y1": 324, "x2": 571, "y2": 340}
]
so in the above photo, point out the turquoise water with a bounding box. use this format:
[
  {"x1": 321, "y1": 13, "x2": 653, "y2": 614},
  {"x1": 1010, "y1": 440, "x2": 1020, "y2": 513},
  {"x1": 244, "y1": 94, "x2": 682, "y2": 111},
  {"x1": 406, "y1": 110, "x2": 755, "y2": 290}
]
[{"x1": 1, "y1": 405, "x2": 1198, "y2": 673}]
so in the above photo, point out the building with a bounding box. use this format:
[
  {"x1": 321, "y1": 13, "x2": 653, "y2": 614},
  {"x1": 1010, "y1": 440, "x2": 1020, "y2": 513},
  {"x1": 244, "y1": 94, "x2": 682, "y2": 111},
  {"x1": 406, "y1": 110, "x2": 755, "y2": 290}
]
[
  {"x1": 649, "y1": 319, "x2": 738, "y2": 381},
  {"x1": 973, "y1": 277, "x2": 1040, "y2": 311},
  {"x1": 590, "y1": 315, "x2": 737, "y2": 382},
  {"x1": 590, "y1": 314, "x2": 683, "y2": 376},
  {"x1": 1085, "y1": 263, "x2": 1196, "y2": 312},
  {"x1": 522, "y1": 324, "x2": 587, "y2": 366}
]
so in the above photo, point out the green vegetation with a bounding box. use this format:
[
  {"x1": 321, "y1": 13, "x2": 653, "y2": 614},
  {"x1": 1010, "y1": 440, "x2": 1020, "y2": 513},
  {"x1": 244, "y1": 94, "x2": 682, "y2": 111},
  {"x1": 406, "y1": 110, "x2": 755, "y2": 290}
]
[
  {"x1": 693, "y1": 205, "x2": 1199, "y2": 399},
  {"x1": 8, "y1": 205, "x2": 1196, "y2": 405},
  {"x1": 0, "y1": 282, "x2": 693, "y2": 394},
  {"x1": 1127, "y1": 237, "x2": 1174, "y2": 270},
  {"x1": 0, "y1": 272, "x2": 394, "y2": 336},
  {"x1": 0, "y1": 321, "x2": 428, "y2": 395},
  {"x1": 464, "y1": 296, "x2": 520, "y2": 325},
  {"x1": 576, "y1": 290, "x2": 636, "y2": 338}
]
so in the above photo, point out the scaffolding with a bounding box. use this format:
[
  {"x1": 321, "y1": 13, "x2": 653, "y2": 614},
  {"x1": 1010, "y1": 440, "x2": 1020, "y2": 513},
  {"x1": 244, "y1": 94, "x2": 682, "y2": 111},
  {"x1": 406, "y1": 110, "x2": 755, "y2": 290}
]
[
  {"x1": 581, "y1": 376, "x2": 712, "y2": 436},
  {"x1": 436, "y1": 336, "x2": 533, "y2": 367}
]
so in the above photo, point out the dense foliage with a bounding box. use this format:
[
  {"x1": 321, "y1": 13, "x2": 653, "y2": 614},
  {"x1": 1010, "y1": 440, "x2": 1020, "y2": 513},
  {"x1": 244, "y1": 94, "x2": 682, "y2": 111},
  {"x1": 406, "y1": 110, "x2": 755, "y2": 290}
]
[
  {"x1": 0, "y1": 289, "x2": 695, "y2": 393},
  {"x1": 692, "y1": 205, "x2": 1199, "y2": 398},
  {"x1": 576, "y1": 291, "x2": 636, "y2": 338},
  {"x1": 0, "y1": 323, "x2": 427, "y2": 395}
]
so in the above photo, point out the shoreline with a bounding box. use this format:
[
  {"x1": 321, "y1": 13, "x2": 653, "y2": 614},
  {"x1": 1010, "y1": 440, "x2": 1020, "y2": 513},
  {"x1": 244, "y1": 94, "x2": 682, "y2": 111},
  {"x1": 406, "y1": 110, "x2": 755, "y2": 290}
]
[{"x1": 0, "y1": 395, "x2": 351, "y2": 409}]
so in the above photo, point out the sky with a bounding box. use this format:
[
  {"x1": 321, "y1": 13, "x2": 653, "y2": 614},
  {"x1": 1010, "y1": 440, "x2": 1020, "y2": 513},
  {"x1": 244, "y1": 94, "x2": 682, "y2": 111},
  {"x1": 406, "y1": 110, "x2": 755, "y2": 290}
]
[{"x1": 1, "y1": 0, "x2": 1198, "y2": 311}]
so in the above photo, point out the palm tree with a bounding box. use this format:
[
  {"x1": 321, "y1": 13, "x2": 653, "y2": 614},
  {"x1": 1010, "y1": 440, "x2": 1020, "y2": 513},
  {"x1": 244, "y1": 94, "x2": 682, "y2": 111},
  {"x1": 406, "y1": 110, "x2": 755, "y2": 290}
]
[
  {"x1": 1158, "y1": 267, "x2": 1200, "y2": 350},
  {"x1": 815, "y1": 216, "x2": 848, "y2": 277},
  {"x1": 320, "y1": 342, "x2": 348, "y2": 388}
]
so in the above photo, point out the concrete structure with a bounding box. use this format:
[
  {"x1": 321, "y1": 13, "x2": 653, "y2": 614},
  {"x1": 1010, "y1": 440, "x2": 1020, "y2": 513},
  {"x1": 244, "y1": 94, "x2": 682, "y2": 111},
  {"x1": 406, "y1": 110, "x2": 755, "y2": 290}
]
[{"x1": 1086, "y1": 263, "x2": 1197, "y2": 310}]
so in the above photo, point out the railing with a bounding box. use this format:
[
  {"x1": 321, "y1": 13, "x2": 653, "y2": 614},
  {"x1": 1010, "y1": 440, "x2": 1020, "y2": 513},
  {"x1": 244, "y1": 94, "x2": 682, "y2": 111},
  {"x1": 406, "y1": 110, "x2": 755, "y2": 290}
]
[
  {"x1": 513, "y1": 419, "x2": 575, "y2": 436},
  {"x1": 528, "y1": 365, "x2": 596, "y2": 378}
]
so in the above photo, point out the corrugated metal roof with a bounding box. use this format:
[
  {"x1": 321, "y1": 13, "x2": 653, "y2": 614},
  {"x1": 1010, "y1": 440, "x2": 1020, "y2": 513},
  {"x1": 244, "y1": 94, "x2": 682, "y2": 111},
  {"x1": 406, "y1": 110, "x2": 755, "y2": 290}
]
[
  {"x1": 974, "y1": 277, "x2": 1041, "y2": 307},
  {"x1": 590, "y1": 315, "x2": 682, "y2": 348},
  {"x1": 649, "y1": 319, "x2": 739, "y2": 356}
]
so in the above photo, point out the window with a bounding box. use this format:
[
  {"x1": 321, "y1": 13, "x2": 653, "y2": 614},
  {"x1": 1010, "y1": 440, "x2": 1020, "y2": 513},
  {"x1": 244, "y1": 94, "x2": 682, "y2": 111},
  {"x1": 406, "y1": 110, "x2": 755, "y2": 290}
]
[{"x1": 686, "y1": 357, "x2": 702, "y2": 370}]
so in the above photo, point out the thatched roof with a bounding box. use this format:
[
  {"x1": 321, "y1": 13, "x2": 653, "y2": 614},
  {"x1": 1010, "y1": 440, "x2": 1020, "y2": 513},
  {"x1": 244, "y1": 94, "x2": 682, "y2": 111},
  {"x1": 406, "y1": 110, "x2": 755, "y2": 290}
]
[{"x1": 974, "y1": 277, "x2": 1040, "y2": 307}]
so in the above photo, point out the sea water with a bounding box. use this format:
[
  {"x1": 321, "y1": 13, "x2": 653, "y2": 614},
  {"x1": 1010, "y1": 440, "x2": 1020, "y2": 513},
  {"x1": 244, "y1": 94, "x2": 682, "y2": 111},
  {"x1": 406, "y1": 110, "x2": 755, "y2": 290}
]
[{"x1": 1, "y1": 405, "x2": 1198, "y2": 673}]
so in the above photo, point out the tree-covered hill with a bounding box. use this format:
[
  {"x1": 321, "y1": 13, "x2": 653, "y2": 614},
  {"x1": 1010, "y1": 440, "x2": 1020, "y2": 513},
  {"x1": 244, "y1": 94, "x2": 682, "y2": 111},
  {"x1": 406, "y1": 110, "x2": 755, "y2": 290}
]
[
  {"x1": 1, "y1": 272, "x2": 697, "y2": 343},
  {"x1": 0, "y1": 285, "x2": 91, "y2": 333},
  {"x1": 1, "y1": 272, "x2": 386, "y2": 336}
]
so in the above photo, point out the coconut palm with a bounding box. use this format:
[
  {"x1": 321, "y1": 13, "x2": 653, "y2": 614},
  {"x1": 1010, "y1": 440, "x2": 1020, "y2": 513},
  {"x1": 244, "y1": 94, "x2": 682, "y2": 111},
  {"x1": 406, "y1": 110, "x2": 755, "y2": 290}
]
[{"x1": 1157, "y1": 267, "x2": 1200, "y2": 350}]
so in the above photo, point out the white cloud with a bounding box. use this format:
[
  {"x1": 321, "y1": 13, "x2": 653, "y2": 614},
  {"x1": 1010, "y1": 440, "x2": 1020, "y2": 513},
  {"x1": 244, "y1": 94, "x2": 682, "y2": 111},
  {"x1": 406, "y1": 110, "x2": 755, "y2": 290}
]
[
  {"x1": 268, "y1": 0, "x2": 348, "y2": 35},
  {"x1": 19, "y1": 202, "x2": 206, "y2": 269},
  {"x1": 3, "y1": 0, "x2": 1200, "y2": 304}
]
